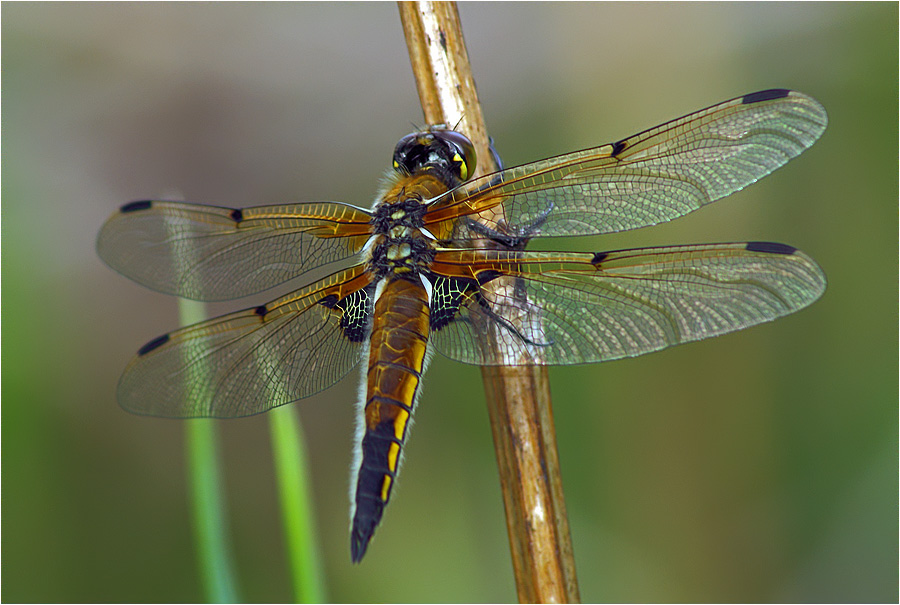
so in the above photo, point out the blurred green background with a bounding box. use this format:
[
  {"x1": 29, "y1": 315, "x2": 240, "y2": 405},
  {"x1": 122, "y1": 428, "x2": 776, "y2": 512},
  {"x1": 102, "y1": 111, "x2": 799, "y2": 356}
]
[{"x1": 3, "y1": 3, "x2": 896, "y2": 602}]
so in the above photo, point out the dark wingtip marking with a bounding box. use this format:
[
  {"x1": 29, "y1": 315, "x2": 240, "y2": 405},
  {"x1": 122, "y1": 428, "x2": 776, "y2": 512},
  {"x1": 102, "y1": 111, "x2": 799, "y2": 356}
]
[
  {"x1": 230, "y1": 209, "x2": 243, "y2": 222},
  {"x1": 742, "y1": 89, "x2": 791, "y2": 104},
  {"x1": 254, "y1": 305, "x2": 268, "y2": 318},
  {"x1": 138, "y1": 334, "x2": 170, "y2": 356},
  {"x1": 591, "y1": 251, "x2": 609, "y2": 265},
  {"x1": 746, "y1": 241, "x2": 797, "y2": 255},
  {"x1": 610, "y1": 139, "x2": 627, "y2": 157},
  {"x1": 121, "y1": 200, "x2": 153, "y2": 213}
]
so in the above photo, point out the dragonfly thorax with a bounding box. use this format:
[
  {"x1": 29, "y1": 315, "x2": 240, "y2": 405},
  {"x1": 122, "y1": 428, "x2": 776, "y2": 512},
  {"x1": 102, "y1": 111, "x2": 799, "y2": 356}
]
[
  {"x1": 368, "y1": 196, "x2": 436, "y2": 280},
  {"x1": 366, "y1": 230, "x2": 435, "y2": 280}
]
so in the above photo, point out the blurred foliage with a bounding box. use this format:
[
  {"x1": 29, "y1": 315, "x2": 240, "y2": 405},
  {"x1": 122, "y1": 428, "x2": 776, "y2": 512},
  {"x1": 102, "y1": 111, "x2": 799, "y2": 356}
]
[{"x1": 2, "y1": 3, "x2": 897, "y2": 602}]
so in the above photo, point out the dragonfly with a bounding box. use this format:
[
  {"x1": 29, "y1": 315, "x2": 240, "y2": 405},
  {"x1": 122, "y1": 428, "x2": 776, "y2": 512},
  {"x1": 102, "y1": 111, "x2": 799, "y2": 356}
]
[{"x1": 97, "y1": 88, "x2": 827, "y2": 562}]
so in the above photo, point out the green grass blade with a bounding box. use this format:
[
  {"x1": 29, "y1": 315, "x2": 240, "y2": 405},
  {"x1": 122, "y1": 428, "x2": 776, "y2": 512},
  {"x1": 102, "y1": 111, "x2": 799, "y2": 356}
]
[
  {"x1": 269, "y1": 405, "x2": 325, "y2": 603},
  {"x1": 180, "y1": 298, "x2": 240, "y2": 603}
]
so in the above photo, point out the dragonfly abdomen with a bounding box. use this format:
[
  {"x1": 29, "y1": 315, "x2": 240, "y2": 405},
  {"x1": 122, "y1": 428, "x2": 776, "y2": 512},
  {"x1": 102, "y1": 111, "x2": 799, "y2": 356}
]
[{"x1": 350, "y1": 277, "x2": 431, "y2": 562}]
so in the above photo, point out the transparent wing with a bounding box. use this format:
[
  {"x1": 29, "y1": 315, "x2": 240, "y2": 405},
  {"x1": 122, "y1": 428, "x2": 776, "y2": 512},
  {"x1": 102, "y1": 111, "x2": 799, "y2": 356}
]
[
  {"x1": 97, "y1": 200, "x2": 373, "y2": 301},
  {"x1": 117, "y1": 266, "x2": 373, "y2": 418},
  {"x1": 424, "y1": 90, "x2": 827, "y2": 240},
  {"x1": 429, "y1": 243, "x2": 826, "y2": 365}
]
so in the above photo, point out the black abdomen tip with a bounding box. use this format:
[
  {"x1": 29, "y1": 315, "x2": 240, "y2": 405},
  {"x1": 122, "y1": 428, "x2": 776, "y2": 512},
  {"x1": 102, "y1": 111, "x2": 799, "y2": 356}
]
[{"x1": 350, "y1": 513, "x2": 379, "y2": 563}]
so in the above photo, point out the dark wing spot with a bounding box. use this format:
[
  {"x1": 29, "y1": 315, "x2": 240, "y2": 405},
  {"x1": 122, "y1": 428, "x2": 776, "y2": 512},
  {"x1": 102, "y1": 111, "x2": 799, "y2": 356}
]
[
  {"x1": 742, "y1": 89, "x2": 790, "y2": 104},
  {"x1": 610, "y1": 139, "x2": 627, "y2": 157},
  {"x1": 591, "y1": 251, "x2": 609, "y2": 265},
  {"x1": 476, "y1": 270, "x2": 503, "y2": 285},
  {"x1": 120, "y1": 200, "x2": 153, "y2": 213},
  {"x1": 318, "y1": 294, "x2": 339, "y2": 309},
  {"x1": 254, "y1": 305, "x2": 268, "y2": 317},
  {"x1": 138, "y1": 334, "x2": 170, "y2": 356},
  {"x1": 230, "y1": 209, "x2": 244, "y2": 223},
  {"x1": 746, "y1": 241, "x2": 797, "y2": 255}
]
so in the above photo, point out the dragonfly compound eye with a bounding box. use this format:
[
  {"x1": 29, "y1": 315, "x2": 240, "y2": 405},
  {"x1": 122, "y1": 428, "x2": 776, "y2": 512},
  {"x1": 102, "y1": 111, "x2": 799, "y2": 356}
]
[{"x1": 391, "y1": 129, "x2": 476, "y2": 184}]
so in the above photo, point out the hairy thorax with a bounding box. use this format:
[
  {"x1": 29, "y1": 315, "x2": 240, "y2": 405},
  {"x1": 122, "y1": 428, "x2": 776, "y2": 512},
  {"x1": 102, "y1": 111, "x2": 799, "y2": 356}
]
[{"x1": 365, "y1": 172, "x2": 449, "y2": 282}]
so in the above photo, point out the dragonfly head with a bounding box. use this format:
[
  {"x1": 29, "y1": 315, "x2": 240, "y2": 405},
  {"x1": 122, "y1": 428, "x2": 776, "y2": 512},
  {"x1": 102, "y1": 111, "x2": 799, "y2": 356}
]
[{"x1": 392, "y1": 128, "x2": 476, "y2": 186}]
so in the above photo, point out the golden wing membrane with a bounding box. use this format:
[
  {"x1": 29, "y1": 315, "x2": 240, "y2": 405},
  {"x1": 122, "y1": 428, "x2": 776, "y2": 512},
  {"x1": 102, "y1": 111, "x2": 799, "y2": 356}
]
[
  {"x1": 429, "y1": 242, "x2": 826, "y2": 366},
  {"x1": 117, "y1": 265, "x2": 373, "y2": 418},
  {"x1": 97, "y1": 200, "x2": 372, "y2": 301},
  {"x1": 424, "y1": 90, "x2": 827, "y2": 240}
]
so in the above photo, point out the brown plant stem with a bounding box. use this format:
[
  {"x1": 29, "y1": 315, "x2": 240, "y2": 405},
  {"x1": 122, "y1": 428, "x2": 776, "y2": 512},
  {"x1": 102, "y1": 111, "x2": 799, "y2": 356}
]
[{"x1": 397, "y1": 3, "x2": 580, "y2": 602}]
